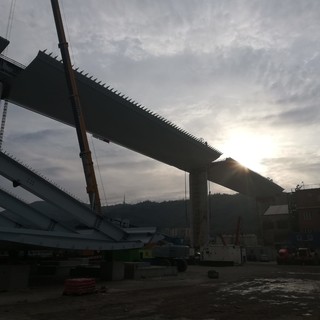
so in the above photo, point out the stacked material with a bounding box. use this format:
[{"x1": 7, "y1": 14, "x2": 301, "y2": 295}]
[{"x1": 63, "y1": 278, "x2": 96, "y2": 295}]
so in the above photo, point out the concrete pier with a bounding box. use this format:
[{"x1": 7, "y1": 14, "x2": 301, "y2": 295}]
[{"x1": 189, "y1": 168, "x2": 209, "y2": 249}]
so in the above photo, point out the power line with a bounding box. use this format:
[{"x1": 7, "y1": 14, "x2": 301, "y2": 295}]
[{"x1": 4, "y1": 0, "x2": 16, "y2": 55}]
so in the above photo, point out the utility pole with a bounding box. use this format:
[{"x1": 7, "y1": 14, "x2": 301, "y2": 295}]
[{"x1": 50, "y1": 0, "x2": 102, "y2": 214}]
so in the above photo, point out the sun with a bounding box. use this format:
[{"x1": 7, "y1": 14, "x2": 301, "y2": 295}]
[{"x1": 222, "y1": 131, "x2": 276, "y2": 173}]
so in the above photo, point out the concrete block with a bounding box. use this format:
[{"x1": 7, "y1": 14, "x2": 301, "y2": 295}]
[
  {"x1": 100, "y1": 261, "x2": 124, "y2": 281},
  {"x1": 124, "y1": 262, "x2": 150, "y2": 279},
  {"x1": 0, "y1": 265, "x2": 30, "y2": 291},
  {"x1": 135, "y1": 266, "x2": 177, "y2": 279}
]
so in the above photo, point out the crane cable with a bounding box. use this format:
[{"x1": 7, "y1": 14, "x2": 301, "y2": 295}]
[
  {"x1": 90, "y1": 135, "x2": 108, "y2": 207},
  {"x1": 5, "y1": 0, "x2": 16, "y2": 50},
  {"x1": 0, "y1": 0, "x2": 16, "y2": 150}
]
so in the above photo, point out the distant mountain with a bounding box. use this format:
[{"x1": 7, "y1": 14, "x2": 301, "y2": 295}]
[
  {"x1": 103, "y1": 199, "x2": 189, "y2": 228},
  {"x1": 23, "y1": 193, "x2": 258, "y2": 235},
  {"x1": 103, "y1": 193, "x2": 258, "y2": 234}
]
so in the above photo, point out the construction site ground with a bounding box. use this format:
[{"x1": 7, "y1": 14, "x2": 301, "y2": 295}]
[{"x1": 0, "y1": 262, "x2": 319, "y2": 320}]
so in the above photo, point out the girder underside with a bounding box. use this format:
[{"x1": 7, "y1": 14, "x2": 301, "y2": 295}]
[
  {"x1": 208, "y1": 158, "x2": 284, "y2": 199},
  {"x1": 8, "y1": 51, "x2": 222, "y2": 172},
  {"x1": 0, "y1": 227, "x2": 142, "y2": 250},
  {"x1": 0, "y1": 187, "x2": 73, "y2": 232},
  {"x1": 2, "y1": 51, "x2": 283, "y2": 198}
]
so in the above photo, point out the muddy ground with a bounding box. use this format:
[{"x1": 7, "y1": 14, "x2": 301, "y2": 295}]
[{"x1": 0, "y1": 262, "x2": 319, "y2": 320}]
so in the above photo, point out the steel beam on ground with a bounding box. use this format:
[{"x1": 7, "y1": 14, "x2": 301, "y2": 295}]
[
  {"x1": 1, "y1": 207, "x2": 38, "y2": 229},
  {"x1": 0, "y1": 151, "x2": 127, "y2": 241},
  {"x1": 0, "y1": 227, "x2": 142, "y2": 250},
  {"x1": 0, "y1": 212, "x2": 20, "y2": 228},
  {"x1": 0, "y1": 187, "x2": 72, "y2": 232}
]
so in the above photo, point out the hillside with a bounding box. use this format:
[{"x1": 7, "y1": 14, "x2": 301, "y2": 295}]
[
  {"x1": 21, "y1": 193, "x2": 258, "y2": 236},
  {"x1": 103, "y1": 193, "x2": 258, "y2": 234}
]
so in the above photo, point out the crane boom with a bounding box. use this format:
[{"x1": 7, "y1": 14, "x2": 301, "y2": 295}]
[{"x1": 50, "y1": 0, "x2": 102, "y2": 214}]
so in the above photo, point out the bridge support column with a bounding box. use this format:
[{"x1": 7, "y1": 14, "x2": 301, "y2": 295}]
[{"x1": 189, "y1": 168, "x2": 209, "y2": 249}]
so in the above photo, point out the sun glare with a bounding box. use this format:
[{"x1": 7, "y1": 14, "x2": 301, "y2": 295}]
[{"x1": 222, "y1": 131, "x2": 276, "y2": 173}]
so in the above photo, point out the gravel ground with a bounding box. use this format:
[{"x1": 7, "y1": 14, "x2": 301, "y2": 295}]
[{"x1": 0, "y1": 262, "x2": 319, "y2": 320}]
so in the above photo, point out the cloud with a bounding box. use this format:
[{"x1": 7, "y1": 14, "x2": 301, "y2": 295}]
[
  {"x1": 263, "y1": 154, "x2": 320, "y2": 192},
  {"x1": 1, "y1": 0, "x2": 320, "y2": 203},
  {"x1": 258, "y1": 105, "x2": 320, "y2": 127},
  {"x1": 8, "y1": 128, "x2": 66, "y2": 144}
]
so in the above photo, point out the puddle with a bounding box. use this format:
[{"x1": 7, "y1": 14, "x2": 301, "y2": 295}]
[
  {"x1": 287, "y1": 272, "x2": 320, "y2": 276},
  {"x1": 219, "y1": 278, "x2": 320, "y2": 296}
]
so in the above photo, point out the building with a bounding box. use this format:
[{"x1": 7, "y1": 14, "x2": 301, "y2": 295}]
[
  {"x1": 263, "y1": 187, "x2": 320, "y2": 249},
  {"x1": 289, "y1": 187, "x2": 320, "y2": 248},
  {"x1": 262, "y1": 204, "x2": 290, "y2": 248}
]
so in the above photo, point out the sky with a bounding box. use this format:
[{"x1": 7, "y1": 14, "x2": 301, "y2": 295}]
[{"x1": 0, "y1": 0, "x2": 320, "y2": 205}]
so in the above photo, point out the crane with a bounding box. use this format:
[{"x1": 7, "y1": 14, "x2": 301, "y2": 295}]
[{"x1": 50, "y1": 0, "x2": 102, "y2": 214}]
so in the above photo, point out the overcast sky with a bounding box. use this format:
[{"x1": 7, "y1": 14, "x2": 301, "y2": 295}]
[{"x1": 1, "y1": 0, "x2": 320, "y2": 205}]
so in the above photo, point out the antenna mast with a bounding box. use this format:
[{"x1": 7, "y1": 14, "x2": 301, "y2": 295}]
[{"x1": 50, "y1": 0, "x2": 102, "y2": 214}]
